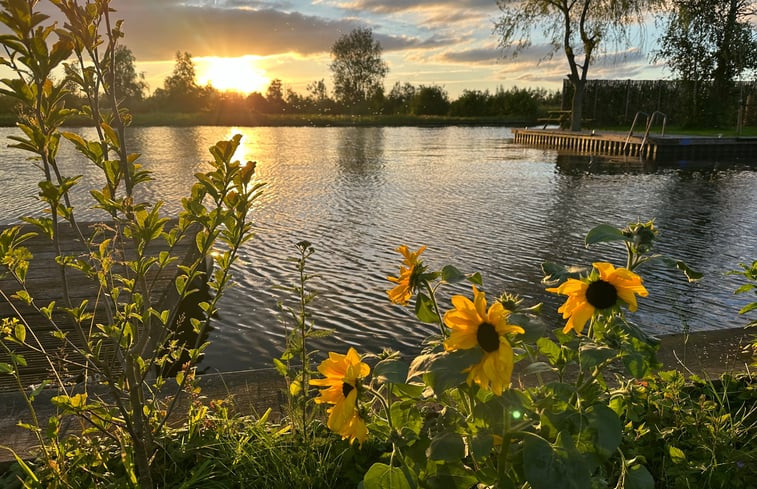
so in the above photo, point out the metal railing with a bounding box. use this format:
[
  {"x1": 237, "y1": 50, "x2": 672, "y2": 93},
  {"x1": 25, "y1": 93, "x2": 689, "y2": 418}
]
[{"x1": 624, "y1": 111, "x2": 667, "y2": 156}]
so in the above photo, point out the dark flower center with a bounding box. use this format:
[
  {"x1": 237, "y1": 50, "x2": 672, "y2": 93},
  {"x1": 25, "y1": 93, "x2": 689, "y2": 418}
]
[
  {"x1": 477, "y1": 322, "x2": 500, "y2": 353},
  {"x1": 342, "y1": 382, "x2": 354, "y2": 398},
  {"x1": 585, "y1": 280, "x2": 618, "y2": 309}
]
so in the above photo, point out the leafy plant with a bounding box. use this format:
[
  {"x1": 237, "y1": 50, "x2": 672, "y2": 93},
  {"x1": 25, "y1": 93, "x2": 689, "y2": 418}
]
[
  {"x1": 305, "y1": 220, "x2": 701, "y2": 488},
  {"x1": 0, "y1": 1, "x2": 260, "y2": 487}
]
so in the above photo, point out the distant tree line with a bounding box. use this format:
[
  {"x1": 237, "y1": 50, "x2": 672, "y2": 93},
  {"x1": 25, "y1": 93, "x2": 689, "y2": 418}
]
[{"x1": 0, "y1": 28, "x2": 560, "y2": 124}]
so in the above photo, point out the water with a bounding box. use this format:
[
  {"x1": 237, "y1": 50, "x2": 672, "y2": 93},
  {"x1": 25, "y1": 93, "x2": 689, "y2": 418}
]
[{"x1": 1, "y1": 126, "x2": 755, "y2": 373}]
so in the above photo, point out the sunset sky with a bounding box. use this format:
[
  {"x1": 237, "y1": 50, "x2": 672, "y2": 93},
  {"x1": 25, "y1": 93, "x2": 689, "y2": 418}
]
[{"x1": 48, "y1": 0, "x2": 668, "y2": 98}]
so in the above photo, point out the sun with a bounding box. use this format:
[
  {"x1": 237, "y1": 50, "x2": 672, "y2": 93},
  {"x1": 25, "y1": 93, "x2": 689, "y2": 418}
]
[{"x1": 195, "y1": 56, "x2": 270, "y2": 94}]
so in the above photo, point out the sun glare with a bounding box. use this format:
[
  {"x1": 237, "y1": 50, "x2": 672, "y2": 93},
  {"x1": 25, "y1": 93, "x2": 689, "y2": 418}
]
[{"x1": 196, "y1": 56, "x2": 270, "y2": 94}]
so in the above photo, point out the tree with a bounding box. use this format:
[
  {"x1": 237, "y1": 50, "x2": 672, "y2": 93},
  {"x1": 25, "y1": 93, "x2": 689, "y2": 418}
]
[
  {"x1": 265, "y1": 78, "x2": 286, "y2": 113},
  {"x1": 330, "y1": 27, "x2": 388, "y2": 112},
  {"x1": 411, "y1": 85, "x2": 449, "y2": 116},
  {"x1": 495, "y1": 0, "x2": 659, "y2": 131},
  {"x1": 386, "y1": 82, "x2": 416, "y2": 114},
  {"x1": 655, "y1": 0, "x2": 757, "y2": 125},
  {"x1": 105, "y1": 45, "x2": 148, "y2": 106},
  {"x1": 153, "y1": 51, "x2": 204, "y2": 111}
]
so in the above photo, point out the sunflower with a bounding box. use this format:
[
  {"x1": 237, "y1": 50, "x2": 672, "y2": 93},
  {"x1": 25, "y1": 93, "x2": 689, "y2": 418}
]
[
  {"x1": 546, "y1": 261, "x2": 649, "y2": 334},
  {"x1": 309, "y1": 347, "x2": 370, "y2": 444},
  {"x1": 443, "y1": 286, "x2": 524, "y2": 395},
  {"x1": 386, "y1": 245, "x2": 427, "y2": 305}
]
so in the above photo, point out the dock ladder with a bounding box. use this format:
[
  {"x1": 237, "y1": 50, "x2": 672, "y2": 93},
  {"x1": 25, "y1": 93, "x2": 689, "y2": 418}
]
[{"x1": 624, "y1": 111, "x2": 667, "y2": 157}]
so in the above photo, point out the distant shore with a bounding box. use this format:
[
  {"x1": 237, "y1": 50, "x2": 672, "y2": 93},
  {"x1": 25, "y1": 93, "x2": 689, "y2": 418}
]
[{"x1": 0, "y1": 112, "x2": 533, "y2": 128}]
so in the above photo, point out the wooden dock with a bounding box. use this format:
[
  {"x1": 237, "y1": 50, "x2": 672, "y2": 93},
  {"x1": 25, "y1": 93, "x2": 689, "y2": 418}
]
[
  {"x1": 0, "y1": 220, "x2": 203, "y2": 392},
  {"x1": 513, "y1": 128, "x2": 757, "y2": 161}
]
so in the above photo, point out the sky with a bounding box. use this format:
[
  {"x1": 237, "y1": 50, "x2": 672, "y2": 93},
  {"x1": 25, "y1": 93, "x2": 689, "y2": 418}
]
[{"x1": 36, "y1": 0, "x2": 671, "y2": 98}]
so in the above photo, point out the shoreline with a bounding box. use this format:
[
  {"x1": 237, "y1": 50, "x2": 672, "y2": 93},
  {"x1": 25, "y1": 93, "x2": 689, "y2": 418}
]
[{"x1": 0, "y1": 326, "x2": 751, "y2": 466}]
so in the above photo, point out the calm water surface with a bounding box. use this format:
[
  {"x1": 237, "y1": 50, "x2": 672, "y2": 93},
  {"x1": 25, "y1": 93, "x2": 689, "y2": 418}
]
[{"x1": 1, "y1": 126, "x2": 755, "y2": 372}]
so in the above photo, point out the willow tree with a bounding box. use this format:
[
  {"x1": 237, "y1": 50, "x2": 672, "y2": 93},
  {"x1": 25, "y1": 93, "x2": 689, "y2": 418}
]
[{"x1": 495, "y1": 0, "x2": 660, "y2": 131}]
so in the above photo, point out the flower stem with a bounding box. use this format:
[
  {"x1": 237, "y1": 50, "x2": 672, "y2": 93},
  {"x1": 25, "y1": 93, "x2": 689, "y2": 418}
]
[{"x1": 423, "y1": 279, "x2": 446, "y2": 339}]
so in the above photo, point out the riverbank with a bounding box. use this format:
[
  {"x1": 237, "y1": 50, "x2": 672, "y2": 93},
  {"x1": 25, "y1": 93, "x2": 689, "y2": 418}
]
[
  {"x1": 0, "y1": 112, "x2": 531, "y2": 128},
  {"x1": 0, "y1": 326, "x2": 751, "y2": 466}
]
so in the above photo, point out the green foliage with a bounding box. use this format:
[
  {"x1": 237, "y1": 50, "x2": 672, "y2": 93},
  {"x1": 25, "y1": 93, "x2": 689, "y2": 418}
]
[
  {"x1": 615, "y1": 371, "x2": 757, "y2": 488},
  {"x1": 654, "y1": 0, "x2": 757, "y2": 126},
  {"x1": 0, "y1": 2, "x2": 259, "y2": 487},
  {"x1": 729, "y1": 260, "x2": 757, "y2": 365}
]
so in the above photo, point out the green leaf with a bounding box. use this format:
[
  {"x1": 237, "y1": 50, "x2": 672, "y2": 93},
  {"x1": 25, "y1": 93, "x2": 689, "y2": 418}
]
[
  {"x1": 427, "y1": 431, "x2": 465, "y2": 462},
  {"x1": 390, "y1": 400, "x2": 423, "y2": 437},
  {"x1": 522, "y1": 361, "x2": 557, "y2": 376},
  {"x1": 674, "y1": 260, "x2": 703, "y2": 282},
  {"x1": 391, "y1": 383, "x2": 425, "y2": 398},
  {"x1": 541, "y1": 262, "x2": 585, "y2": 285},
  {"x1": 441, "y1": 265, "x2": 466, "y2": 283},
  {"x1": 625, "y1": 464, "x2": 655, "y2": 489},
  {"x1": 584, "y1": 224, "x2": 627, "y2": 246},
  {"x1": 578, "y1": 343, "x2": 615, "y2": 370},
  {"x1": 734, "y1": 283, "x2": 755, "y2": 294},
  {"x1": 273, "y1": 358, "x2": 288, "y2": 376},
  {"x1": 508, "y1": 313, "x2": 546, "y2": 343},
  {"x1": 408, "y1": 349, "x2": 481, "y2": 395},
  {"x1": 523, "y1": 433, "x2": 591, "y2": 489},
  {"x1": 585, "y1": 404, "x2": 622, "y2": 457},
  {"x1": 0, "y1": 363, "x2": 14, "y2": 374},
  {"x1": 536, "y1": 337, "x2": 561, "y2": 364},
  {"x1": 14, "y1": 323, "x2": 25, "y2": 343},
  {"x1": 425, "y1": 462, "x2": 478, "y2": 489},
  {"x1": 414, "y1": 292, "x2": 439, "y2": 323},
  {"x1": 470, "y1": 433, "x2": 494, "y2": 459},
  {"x1": 373, "y1": 358, "x2": 409, "y2": 384},
  {"x1": 362, "y1": 463, "x2": 412, "y2": 489},
  {"x1": 467, "y1": 272, "x2": 483, "y2": 286},
  {"x1": 668, "y1": 445, "x2": 687, "y2": 464},
  {"x1": 739, "y1": 302, "x2": 757, "y2": 315}
]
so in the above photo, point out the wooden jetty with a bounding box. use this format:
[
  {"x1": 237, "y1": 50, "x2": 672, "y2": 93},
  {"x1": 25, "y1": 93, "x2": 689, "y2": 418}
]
[
  {"x1": 0, "y1": 220, "x2": 203, "y2": 392},
  {"x1": 513, "y1": 128, "x2": 757, "y2": 161}
]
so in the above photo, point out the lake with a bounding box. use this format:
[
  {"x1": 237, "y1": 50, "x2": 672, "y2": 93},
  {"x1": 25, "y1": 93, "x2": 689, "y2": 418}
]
[{"x1": 0, "y1": 126, "x2": 755, "y2": 373}]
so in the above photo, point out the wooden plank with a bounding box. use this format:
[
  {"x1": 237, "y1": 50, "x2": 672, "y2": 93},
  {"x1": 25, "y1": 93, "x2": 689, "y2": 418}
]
[
  {"x1": 0, "y1": 220, "x2": 204, "y2": 392},
  {"x1": 513, "y1": 128, "x2": 757, "y2": 161}
]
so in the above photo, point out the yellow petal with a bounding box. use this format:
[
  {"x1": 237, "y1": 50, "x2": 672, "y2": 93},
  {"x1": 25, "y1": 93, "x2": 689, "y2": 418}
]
[
  {"x1": 564, "y1": 302, "x2": 594, "y2": 334},
  {"x1": 327, "y1": 388, "x2": 357, "y2": 432}
]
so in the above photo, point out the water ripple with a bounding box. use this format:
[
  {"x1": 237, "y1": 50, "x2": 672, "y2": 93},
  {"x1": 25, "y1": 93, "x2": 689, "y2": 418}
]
[{"x1": 0, "y1": 126, "x2": 755, "y2": 372}]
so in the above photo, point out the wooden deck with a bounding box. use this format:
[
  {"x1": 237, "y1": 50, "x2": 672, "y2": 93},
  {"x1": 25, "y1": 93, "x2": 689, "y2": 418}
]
[
  {"x1": 0, "y1": 220, "x2": 202, "y2": 392},
  {"x1": 513, "y1": 128, "x2": 757, "y2": 161}
]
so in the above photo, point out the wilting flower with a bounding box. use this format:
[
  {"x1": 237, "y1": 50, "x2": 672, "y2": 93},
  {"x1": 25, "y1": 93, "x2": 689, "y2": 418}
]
[
  {"x1": 443, "y1": 286, "x2": 524, "y2": 395},
  {"x1": 309, "y1": 347, "x2": 370, "y2": 444},
  {"x1": 386, "y1": 245, "x2": 427, "y2": 305},
  {"x1": 546, "y1": 262, "x2": 649, "y2": 334}
]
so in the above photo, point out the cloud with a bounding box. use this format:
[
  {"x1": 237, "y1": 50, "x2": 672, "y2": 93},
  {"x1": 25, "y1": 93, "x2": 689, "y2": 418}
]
[
  {"x1": 327, "y1": 0, "x2": 495, "y2": 14},
  {"x1": 110, "y1": 3, "x2": 427, "y2": 61},
  {"x1": 439, "y1": 47, "x2": 500, "y2": 65}
]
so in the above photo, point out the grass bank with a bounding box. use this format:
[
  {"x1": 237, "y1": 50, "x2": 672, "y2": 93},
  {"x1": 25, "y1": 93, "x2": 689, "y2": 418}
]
[{"x1": 0, "y1": 111, "x2": 531, "y2": 128}]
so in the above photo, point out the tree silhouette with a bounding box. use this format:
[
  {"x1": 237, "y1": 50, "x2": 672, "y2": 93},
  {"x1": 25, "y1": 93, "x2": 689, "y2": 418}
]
[
  {"x1": 330, "y1": 27, "x2": 388, "y2": 113},
  {"x1": 152, "y1": 51, "x2": 205, "y2": 111}
]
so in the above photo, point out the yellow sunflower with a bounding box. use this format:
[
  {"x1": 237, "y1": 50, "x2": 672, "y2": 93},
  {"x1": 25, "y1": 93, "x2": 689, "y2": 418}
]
[
  {"x1": 546, "y1": 261, "x2": 649, "y2": 334},
  {"x1": 309, "y1": 347, "x2": 370, "y2": 444},
  {"x1": 386, "y1": 245, "x2": 427, "y2": 305},
  {"x1": 443, "y1": 286, "x2": 524, "y2": 395}
]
